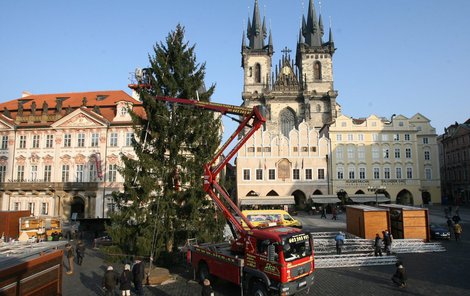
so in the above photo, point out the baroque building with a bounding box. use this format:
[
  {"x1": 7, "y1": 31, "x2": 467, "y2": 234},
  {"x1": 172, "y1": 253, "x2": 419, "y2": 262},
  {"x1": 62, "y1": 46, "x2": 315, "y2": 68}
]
[
  {"x1": 237, "y1": 0, "x2": 338, "y2": 207},
  {"x1": 438, "y1": 119, "x2": 470, "y2": 205},
  {"x1": 0, "y1": 91, "x2": 142, "y2": 219}
]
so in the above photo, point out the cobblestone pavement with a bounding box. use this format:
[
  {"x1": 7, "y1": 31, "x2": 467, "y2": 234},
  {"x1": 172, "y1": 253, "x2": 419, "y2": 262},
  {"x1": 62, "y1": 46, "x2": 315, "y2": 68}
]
[{"x1": 63, "y1": 205, "x2": 469, "y2": 295}]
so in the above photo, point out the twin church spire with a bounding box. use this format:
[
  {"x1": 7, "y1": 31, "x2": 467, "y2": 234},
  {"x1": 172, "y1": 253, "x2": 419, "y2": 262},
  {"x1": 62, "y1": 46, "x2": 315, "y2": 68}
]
[{"x1": 243, "y1": 0, "x2": 273, "y2": 52}]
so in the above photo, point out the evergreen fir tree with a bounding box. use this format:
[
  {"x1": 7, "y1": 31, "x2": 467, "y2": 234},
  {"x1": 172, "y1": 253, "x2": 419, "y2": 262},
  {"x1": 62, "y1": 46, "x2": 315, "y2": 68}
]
[{"x1": 108, "y1": 25, "x2": 225, "y2": 261}]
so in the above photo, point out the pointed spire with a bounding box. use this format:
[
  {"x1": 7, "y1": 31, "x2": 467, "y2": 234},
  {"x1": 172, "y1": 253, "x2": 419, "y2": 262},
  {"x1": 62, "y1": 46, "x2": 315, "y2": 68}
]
[
  {"x1": 262, "y1": 17, "x2": 267, "y2": 38},
  {"x1": 303, "y1": 0, "x2": 322, "y2": 47},
  {"x1": 319, "y1": 14, "x2": 324, "y2": 37},
  {"x1": 329, "y1": 27, "x2": 334, "y2": 44},
  {"x1": 268, "y1": 29, "x2": 273, "y2": 47},
  {"x1": 242, "y1": 30, "x2": 246, "y2": 48},
  {"x1": 247, "y1": 0, "x2": 265, "y2": 49}
]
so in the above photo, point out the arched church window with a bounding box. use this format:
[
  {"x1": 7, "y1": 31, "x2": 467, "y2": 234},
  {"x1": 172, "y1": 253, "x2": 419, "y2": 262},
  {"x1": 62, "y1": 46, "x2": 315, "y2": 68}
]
[
  {"x1": 279, "y1": 108, "x2": 296, "y2": 138},
  {"x1": 314, "y1": 61, "x2": 322, "y2": 80},
  {"x1": 255, "y1": 63, "x2": 261, "y2": 83}
]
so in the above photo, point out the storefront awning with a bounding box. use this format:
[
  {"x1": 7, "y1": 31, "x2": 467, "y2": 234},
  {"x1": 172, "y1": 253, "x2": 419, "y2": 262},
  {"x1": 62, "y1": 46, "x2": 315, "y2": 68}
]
[
  {"x1": 239, "y1": 196, "x2": 295, "y2": 205},
  {"x1": 309, "y1": 195, "x2": 340, "y2": 204},
  {"x1": 349, "y1": 194, "x2": 390, "y2": 203}
]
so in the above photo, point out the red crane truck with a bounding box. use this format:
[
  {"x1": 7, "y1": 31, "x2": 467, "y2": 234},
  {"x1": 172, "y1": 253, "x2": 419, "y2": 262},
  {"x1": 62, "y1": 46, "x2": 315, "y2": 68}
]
[{"x1": 130, "y1": 86, "x2": 315, "y2": 295}]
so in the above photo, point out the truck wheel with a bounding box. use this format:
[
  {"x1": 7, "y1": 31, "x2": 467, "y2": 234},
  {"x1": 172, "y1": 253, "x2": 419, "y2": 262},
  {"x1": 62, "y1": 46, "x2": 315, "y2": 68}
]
[
  {"x1": 251, "y1": 281, "x2": 268, "y2": 296},
  {"x1": 197, "y1": 262, "x2": 210, "y2": 283}
]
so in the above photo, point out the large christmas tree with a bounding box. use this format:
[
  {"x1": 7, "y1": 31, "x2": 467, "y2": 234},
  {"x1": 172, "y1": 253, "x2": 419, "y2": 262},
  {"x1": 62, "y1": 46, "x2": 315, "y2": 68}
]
[{"x1": 108, "y1": 25, "x2": 225, "y2": 260}]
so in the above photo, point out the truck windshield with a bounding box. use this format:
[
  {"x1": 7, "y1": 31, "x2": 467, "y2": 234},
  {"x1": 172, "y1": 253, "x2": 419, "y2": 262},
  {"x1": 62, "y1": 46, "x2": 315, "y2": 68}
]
[{"x1": 282, "y1": 233, "x2": 312, "y2": 262}]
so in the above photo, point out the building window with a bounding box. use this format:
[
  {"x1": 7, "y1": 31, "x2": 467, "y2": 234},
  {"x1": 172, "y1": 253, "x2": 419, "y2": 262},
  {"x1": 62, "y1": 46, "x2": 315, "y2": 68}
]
[
  {"x1": 404, "y1": 134, "x2": 410, "y2": 141},
  {"x1": 305, "y1": 169, "x2": 312, "y2": 180},
  {"x1": 64, "y1": 134, "x2": 71, "y2": 147},
  {"x1": 76, "y1": 164, "x2": 84, "y2": 182},
  {"x1": 424, "y1": 150, "x2": 430, "y2": 160},
  {"x1": 358, "y1": 134, "x2": 364, "y2": 141},
  {"x1": 108, "y1": 164, "x2": 117, "y2": 182},
  {"x1": 32, "y1": 135, "x2": 40, "y2": 148},
  {"x1": 396, "y1": 167, "x2": 402, "y2": 179},
  {"x1": 89, "y1": 164, "x2": 97, "y2": 181},
  {"x1": 314, "y1": 61, "x2": 322, "y2": 80},
  {"x1": 44, "y1": 165, "x2": 52, "y2": 182},
  {"x1": 381, "y1": 134, "x2": 389, "y2": 141},
  {"x1": 110, "y1": 132, "x2": 118, "y2": 147},
  {"x1": 1, "y1": 135, "x2": 8, "y2": 150},
  {"x1": 399, "y1": 121, "x2": 404, "y2": 127},
  {"x1": 405, "y1": 148, "x2": 412, "y2": 158},
  {"x1": 31, "y1": 165, "x2": 38, "y2": 181},
  {"x1": 372, "y1": 133, "x2": 379, "y2": 142},
  {"x1": 373, "y1": 168, "x2": 380, "y2": 179},
  {"x1": 268, "y1": 169, "x2": 276, "y2": 180},
  {"x1": 383, "y1": 148, "x2": 390, "y2": 159},
  {"x1": 394, "y1": 148, "x2": 401, "y2": 158},
  {"x1": 347, "y1": 146, "x2": 355, "y2": 159},
  {"x1": 0, "y1": 165, "x2": 6, "y2": 182},
  {"x1": 46, "y1": 135, "x2": 54, "y2": 148},
  {"x1": 17, "y1": 165, "x2": 25, "y2": 181},
  {"x1": 318, "y1": 169, "x2": 325, "y2": 180},
  {"x1": 393, "y1": 134, "x2": 400, "y2": 141},
  {"x1": 41, "y1": 203, "x2": 48, "y2": 215},
  {"x1": 126, "y1": 132, "x2": 133, "y2": 146},
  {"x1": 28, "y1": 202, "x2": 35, "y2": 215},
  {"x1": 358, "y1": 146, "x2": 365, "y2": 160},
  {"x1": 243, "y1": 169, "x2": 250, "y2": 180},
  {"x1": 423, "y1": 137, "x2": 429, "y2": 144},
  {"x1": 425, "y1": 168, "x2": 432, "y2": 180},
  {"x1": 107, "y1": 202, "x2": 116, "y2": 214},
  {"x1": 279, "y1": 108, "x2": 296, "y2": 138},
  {"x1": 91, "y1": 133, "x2": 99, "y2": 147},
  {"x1": 359, "y1": 167, "x2": 366, "y2": 179},
  {"x1": 347, "y1": 134, "x2": 354, "y2": 141},
  {"x1": 372, "y1": 146, "x2": 379, "y2": 160},
  {"x1": 19, "y1": 135, "x2": 26, "y2": 149},
  {"x1": 406, "y1": 167, "x2": 413, "y2": 179},
  {"x1": 14, "y1": 202, "x2": 20, "y2": 211},
  {"x1": 336, "y1": 146, "x2": 343, "y2": 160},
  {"x1": 336, "y1": 134, "x2": 342, "y2": 141},
  {"x1": 254, "y1": 63, "x2": 261, "y2": 83},
  {"x1": 293, "y1": 169, "x2": 300, "y2": 180},
  {"x1": 77, "y1": 133, "x2": 85, "y2": 147},
  {"x1": 384, "y1": 168, "x2": 391, "y2": 179},
  {"x1": 255, "y1": 169, "x2": 263, "y2": 180},
  {"x1": 62, "y1": 165, "x2": 70, "y2": 182},
  {"x1": 337, "y1": 168, "x2": 344, "y2": 180},
  {"x1": 348, "y1": 168, "x2": 355, "y2": 179}
]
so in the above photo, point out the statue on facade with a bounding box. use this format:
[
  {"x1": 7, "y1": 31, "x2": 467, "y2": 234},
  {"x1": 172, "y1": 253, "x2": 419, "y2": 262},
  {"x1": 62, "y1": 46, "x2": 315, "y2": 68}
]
[
  {"x1": 82, "y1": 97, "x2": 87, "y2": 106},
  {"x1": 56, "y1": 99, "x2": 63, "y2": 113},
  {"x1": 42, "y1": 101, "x2": 48, "y2": 115},
  {"x1": 31, "y1": 101, "x2": 37, "y2": 115},
  {"x1": 3, "y1": 107, "x2": 11, "y2": 118},
  {"x1": 18, "y1": 102, "x2": 23, "y2": 116}
]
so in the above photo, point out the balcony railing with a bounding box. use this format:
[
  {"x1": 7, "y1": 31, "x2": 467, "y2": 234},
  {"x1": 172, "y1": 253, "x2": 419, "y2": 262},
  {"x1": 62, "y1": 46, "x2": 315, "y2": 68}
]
[{"x1": 0, "y1": 181, "x2": 99, "y2": 192}]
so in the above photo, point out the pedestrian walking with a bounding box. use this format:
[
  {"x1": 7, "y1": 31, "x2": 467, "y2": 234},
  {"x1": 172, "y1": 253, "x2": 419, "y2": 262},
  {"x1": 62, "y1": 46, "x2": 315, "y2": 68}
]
[
  {"x1": 120, "y1": 264, "x2": 133, "y2": 296},
  {"x1": 76, "y1": 240, "x2": 85, "y2": 265},
  {"x1": 452, "y1": 214, "x2": 461, "y2": 224},
  {"x1": 334, "y1": 232, "x2": 345, "y2": 255},
  {"x1": 391, "y1": 261, "x2": 407, "y2": 288},
  {"x1": 383, "y1": 230, "x2": 393, "y2": 255},
  {"x1": 447, "y1": 218, "x2": 454, "y2": 238},
  {"x1": 65, "y1": 243, "x2": 74, "y2": 275},
  {"x1": 320, "y1": 207, "x2": 327, "y2": 219},
  {"x1": 331, "y1": 207, "x2": 337, "y2": 220},
  {"x1": 201, "y1": 278, "x2": 215, "y2": 296},
  {"x1": 374, "y1": 233, "x2": 383, "y2": 256},
  {"x1": 102, "y1": 266, "x2": 119, "y2": 296},
  {"x1": 454, "y1": 223, "x2": 462, "y2": 242},
  {"x1": 132, "y1": 257, "x2": 145, "y2": 296}
]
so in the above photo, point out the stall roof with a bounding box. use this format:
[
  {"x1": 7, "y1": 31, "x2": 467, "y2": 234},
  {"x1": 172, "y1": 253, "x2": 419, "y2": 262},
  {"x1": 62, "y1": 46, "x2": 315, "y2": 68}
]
[
  {"x1": 310, "y1": 195, "x2": 340, "y2": 204},
  {"x1": 379, "y1": 204, "x2": 428, "y2": 211},
  {"x1": 239, "y1": 196, "x2": 295, "y2": 205},
  {"x1": 349, "y1": 194, "x2": 390, "y2": 203}
]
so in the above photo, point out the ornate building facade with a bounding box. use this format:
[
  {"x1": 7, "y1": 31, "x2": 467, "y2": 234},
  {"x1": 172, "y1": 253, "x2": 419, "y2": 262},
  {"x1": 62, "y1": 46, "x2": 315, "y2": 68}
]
[
  {"x1": 0, "y1": 91, "x2": 143, "y2": 219},
  {"x1": 438, "y1": 119, "x2": 470, "y2": 205}
]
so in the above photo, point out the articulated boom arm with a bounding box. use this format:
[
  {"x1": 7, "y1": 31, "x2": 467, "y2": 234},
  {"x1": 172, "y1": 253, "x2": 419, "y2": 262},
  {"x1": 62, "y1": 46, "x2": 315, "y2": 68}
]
[{"x1": 152, "y1": 96, "x2": 266, "y2": 235}]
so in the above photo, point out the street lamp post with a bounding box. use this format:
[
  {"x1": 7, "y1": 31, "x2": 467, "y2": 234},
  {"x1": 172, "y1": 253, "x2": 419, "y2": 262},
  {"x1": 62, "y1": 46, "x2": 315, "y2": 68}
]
[{"x1": 368, "y1": 185, "x2": 386, "y2": 206}]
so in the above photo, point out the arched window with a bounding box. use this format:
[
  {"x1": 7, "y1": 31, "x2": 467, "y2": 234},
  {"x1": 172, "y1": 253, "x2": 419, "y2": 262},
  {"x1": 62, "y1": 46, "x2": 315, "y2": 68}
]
[
  {"x1": 254, "y1": 63, "x2": 261, "y2": 83},
  {"x1": 279, "y1": 108, "x2": 296, "y2": 138},
  {"x1": 314, "y1": 61, "x2": 322, "y2": 80}
]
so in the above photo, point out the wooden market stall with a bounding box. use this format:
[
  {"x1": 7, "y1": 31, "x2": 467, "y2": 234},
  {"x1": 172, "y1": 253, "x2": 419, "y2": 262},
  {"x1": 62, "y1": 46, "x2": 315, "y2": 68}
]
[
  {"x1": 346, "y1": 205, "x2": 390, "y2": 239},
  {"x1": 379, "y1": 204, "x2": 430, "y2": 241},
  {"x1": 0, "y1": 211, "x2": 31, "y2": 240}
]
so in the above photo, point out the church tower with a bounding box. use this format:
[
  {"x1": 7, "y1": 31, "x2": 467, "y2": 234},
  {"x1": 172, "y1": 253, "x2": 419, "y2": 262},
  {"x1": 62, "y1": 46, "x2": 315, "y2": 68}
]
[
  {"x1": 241, "y1": 0, "x2": 273, "y2": 100},
  {"x1": 296, "y1": 0, "x2": 338, "y2": 127}
]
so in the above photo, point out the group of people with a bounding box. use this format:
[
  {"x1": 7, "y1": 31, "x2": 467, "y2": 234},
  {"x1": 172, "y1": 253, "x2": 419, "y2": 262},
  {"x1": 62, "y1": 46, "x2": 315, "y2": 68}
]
[
  {"x1": 374, "y1": 230, "x2": 393, "y2": 256},
  {"x1": 102, "y1": 258, "x2": 145, "y2": 296},
  {"x1": 64, "y1": 240, "x2": 86, "y2": 275}
]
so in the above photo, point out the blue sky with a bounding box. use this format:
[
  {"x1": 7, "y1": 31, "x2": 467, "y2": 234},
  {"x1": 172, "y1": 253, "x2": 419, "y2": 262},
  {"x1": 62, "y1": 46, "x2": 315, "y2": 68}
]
[{"x1": 1, "y1": 0, "x2": 469, "y2": 135}]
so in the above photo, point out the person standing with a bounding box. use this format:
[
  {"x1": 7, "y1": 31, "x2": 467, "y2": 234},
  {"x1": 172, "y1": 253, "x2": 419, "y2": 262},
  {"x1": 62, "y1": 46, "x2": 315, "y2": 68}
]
[
  {"x1": 65, "y1": 243, "x2": 75, "y2": 275},
  {"x1": 320, "y1": 207, "x2": 327, "y2": 219},
  {"x1": 120, "y1": 264, "x2": 133, "y2": 296},
  {"x1": 102, "y1": 266, "x2": 119, "y2": 296},
  {"x1": 447, "y1": 218, "x2": 454, "y2": 238},
  {"x1": 334, "y1": 232, "x2": 345, "y2": 255},
  {"x1": 132, "y1": 258, "x2": 145, "y2": 296},
  {"x1": 454, "y1": 223, "x2": 462, "y2": 242},
  {"x1": 391, "y1": 261, "x2": 407, "y2": 288},
  {"x1": 383, "y1": 230, "x2": 393, "y2": 255},
  {"x1": 374, "y1": 233, "x2": 383, "y2": 256},
  {"x1": 331, "y1": 207, "x2": 337, "y2": 220},
  {"x1": 76, "y1": 240, "x2": 85, "y2": 265}
]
